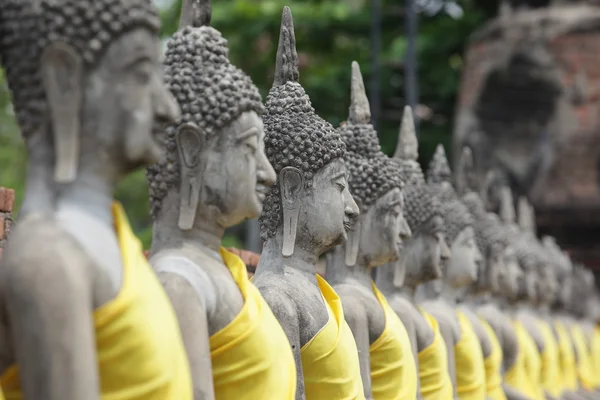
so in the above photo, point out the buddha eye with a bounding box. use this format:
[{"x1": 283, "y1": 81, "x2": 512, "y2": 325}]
[{"x1": 242, "y1": 136, "x2": 258, "y2": 153}]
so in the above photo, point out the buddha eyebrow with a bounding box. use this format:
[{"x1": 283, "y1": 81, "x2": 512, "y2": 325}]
[
  {"x1": 387, "y1": 199, "x2": 402, "y2": 208},
  {"x1": 236, "y1": 127, "x2": 259, "y2": 141},
  {"x1": 121, "y1": 47, "x2": 153, "y2": 68},
  {"x1": 332, "y1": 171, "x2": 347, "y2": 182}
]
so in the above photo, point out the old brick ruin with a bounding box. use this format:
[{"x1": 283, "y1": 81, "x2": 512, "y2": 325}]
[
  {"x1": 453, "y1": 2, "x2": 600, "y2": 268},
  {"x1": 0, "y1": 187, "x2": 15, "y2": 259}
]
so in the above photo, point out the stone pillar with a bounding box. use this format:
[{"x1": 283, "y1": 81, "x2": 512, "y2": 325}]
[
  {"x1": 0, "y1": 187, "x2": 15, "y2": 259},
  {"x1": 453, "y1": 4, "x2": 600, "y2": 267}
]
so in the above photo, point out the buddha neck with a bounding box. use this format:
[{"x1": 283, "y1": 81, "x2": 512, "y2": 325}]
[
  {"x1": 23, "y1": 136, "x2": 119, "y2": 228},
  {"x1": 325, "y1": 244, "x2": 372, "y2": 289},
  {"x1": 466, "y1": 289, "x2": 492, "y2": 306},
  {"x1": 258, "y1": 232, "x2": 320, "y2": 284},
  {"x1": 440, "y1": 281, "x2": 468, "y2": 306},
  {"x1": 374, "y1": 262, "x2": 396, "y2": 295},
  {"x1": 416, "y1": 280, "x2": 442, "y2": 303},
  {"x1": 151, "y1": 190, "x2": 225, "y2": 261}
]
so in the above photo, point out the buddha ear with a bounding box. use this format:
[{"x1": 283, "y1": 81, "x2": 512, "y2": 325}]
[
  {"x1": 280, "y1": 166, "x2": 304, "y2": 257},
  {"x1": 41, "y1": 42, "x2": 83, "y2": 183},
  {"x1": 176, "y1": 123, "x2": 205, "y2": 230},
  {"x1": 393, "y1": 257, "x2": 405, "y2": 288},
  {"x1": 345, "y1": 219, "x2": 360, "y2": 267}
]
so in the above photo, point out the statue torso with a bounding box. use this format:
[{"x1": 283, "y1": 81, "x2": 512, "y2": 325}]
[
  {"x1": 478, "y1": 302, "x2": 520, "y2": 372},
  {"x1": 332, "y1": 281, "x2": 385, "y2": 344},
  {"x1": 150, "y1": 246, "x2": 244, "y2": 335},
  {"x1": 253, "y1": 265, "x2": 329, "y2": 345},
  {"x1": 386, "y1": 293, "x2": 435, "y2": 351}
]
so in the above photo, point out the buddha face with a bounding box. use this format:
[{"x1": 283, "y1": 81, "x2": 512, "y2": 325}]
[
  {"x1": 297, "y1": 158, "x2": 359, "y2": 255},
  {"x1": 357, "y1": 188, "x2": 411, "y2": 268},
  {"x1": 198, "y1": 111, "x2": 276, "y2": 227},
  {"x1": 401, "y1": 215, "x2": 450, "y2": 287},
  {"x1": 517, "y1": 259, "x2": 538, "y2": 302},
  {"x1": 537, "y1": 262, "x2": 558, "y2": 305},
  {"x1": 557, "y1": 271, "x2": 573, "y2": 308},
  {"x1": 84, "y1": 28, "x2": 179, "y2": 172},
  {"x1": 498, "y1": 245, "x2": 522, "y2": 299},
  {"x1": 446, "y1": 226, "x2": 482, "y2": 288},
  {"x1": 484, "y1": 242, "x2": 504, "y2": 293}
]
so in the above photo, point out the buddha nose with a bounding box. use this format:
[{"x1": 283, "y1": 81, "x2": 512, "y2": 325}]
[
  {"x1": 398, "y1": 216, "x2": 411, "y2": 241},
  {"x1": 344, "y1": 190, "x2": 359, "y2": 222}
]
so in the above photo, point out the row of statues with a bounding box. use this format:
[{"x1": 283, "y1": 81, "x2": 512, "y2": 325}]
[{"x1": 0, "y1": 0, "x2": 599, "y2": 399}]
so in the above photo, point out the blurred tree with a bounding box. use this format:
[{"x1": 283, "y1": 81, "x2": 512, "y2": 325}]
[{"x1": 0, "y1": 0, "x2": 499, "y2": 248}]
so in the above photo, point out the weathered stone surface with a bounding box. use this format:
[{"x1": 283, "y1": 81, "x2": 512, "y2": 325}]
[{"x1": 453, "y1": 4, "x2": 600, "y2": 268}]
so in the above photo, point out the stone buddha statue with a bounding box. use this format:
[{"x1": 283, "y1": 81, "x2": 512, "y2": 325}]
[
  {"x1": 568, "y1": 266, "x2": 600, "y2": 397},
  {"x1": 541, "y1": 237, "x2": 586, "y2": 399},
  {"x1": 0, "y1": 0, "x2": 194, "y2": 398},
  {"x1": 418, "y1": 145, "x2": 489, "y2": 400},
  {"x1": 456, "y1": 148, "x2": 529, "y2": 400},
  {"x1": 252, "y1": 7, "x2": 363, "y2": 400},
  {"x1": 517, "y1": 199, "x2": 565, "y2": 400},
  {"x1": 146, "y1": 1, "x2": 297, "y2": 399},
  {"x1": 325, "y1": 61, "x2": 415, "y2": 400},
  {"x1": 375, "y1": 106, "x2": 455, "y2": 400}
]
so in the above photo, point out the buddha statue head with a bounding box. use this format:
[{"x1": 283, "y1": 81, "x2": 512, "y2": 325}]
[
  {"x1": 542, "y1": 236, "x2": 573, "y2": 310},
  {"x1": 147, "y1": 0, "x2": 275, "y2": 233},
  {"x1": 517, "y1": 197, "x2": 558, "y2": 306},
  {"x1": 458, "y1": 147, "x2": 517, "y2": 296},
  {"x1": 259, "y1": 7, "x2": 358, "y2": 258},
  {"x1": 388, "y1": 107, "x2": 449, "y2": 289},
  {"x1": 570, "y1": 265, "x2": 595, "y2": 318},
  {"x1": 0, "y1": 0, "x2": 177, "y2": 213},
  {"x1": 512, "y1": 236, "x2": 540, "y2": 303},
  {"x1": 337, "y1": 61, "x2": 410, "y2": 268},
  {"x1": 427, "y1": 145, "x2": 482, "y2": 289}
]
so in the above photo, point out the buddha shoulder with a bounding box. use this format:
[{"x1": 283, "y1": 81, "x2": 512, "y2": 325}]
[{"x1": 0, "y1": 214, "x2": 96, "y2": 306}]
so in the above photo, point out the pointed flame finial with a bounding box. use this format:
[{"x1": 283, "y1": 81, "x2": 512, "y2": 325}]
[
  {"x1": 348, "y1": 61, "x2": 371, "y2": 124},
  {"x1": 427, "y1": 144, "x2": 451, "y2": 185},
  {"x1": 179, "y1": 0, "x2": 211, "y2": 30},
  {"x1": 393, "y1": 106, "x2": 418, "y2": 161},
  {"x1": 273, "y1": 6, "x2": 299, "y2": 86}
]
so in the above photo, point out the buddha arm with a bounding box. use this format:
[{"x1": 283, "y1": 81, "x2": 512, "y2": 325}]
[
  {"x1": 342, "y1": 297, "x2": 373, "y2": 400},
  {"x1": 260, "y1": 288, "x2": 307, "y2": 400},
  {"x1": 396, "y1": 306, "x2": 424, "y2": 400},
  {"x1": 158, "y1": 272, "x2": 215, "y2": 400},
  {"x1": 437, "y1": 317, "x2": 459, "y2": 399},
  {"x1": 2, "y1": 243, "x2": 99, "y2": 400},
  {"x1": 503, "y1": 384, "x2": 531, "y2": 400}
]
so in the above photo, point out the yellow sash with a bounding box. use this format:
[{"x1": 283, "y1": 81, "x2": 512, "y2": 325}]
[
  {"x1": 554, "y1": 320, "x2": 578, "y2": 392},
  {"x1": 536, "y1": 319, "x2": 561, "y2": 398},
  {"x1": 370, "y1": 283, "x2": 418, "y2": 400},
  {"x1": 454, "y1": 311, "x2": 486, "y2": 400},
  {"x1": 571, "y1": 324, "x2": 595, "y2": 391},
  {"x1": 513, "y1": 321, "x2": 544, "y2": 400},
  {"x1": 300, "y1": 275, "x2": 365, "y2": 400},
  {"x1": 419, "y1": 311, "x2": 453, "y2": 400},
  {"x1": 505, "y1": 322, "x2": 533, "y2": 397},
  {"x1": 210, "y1": 248, "x2": 297, "y2": 399},
  {"x1": 1, "y1": 202, "x2": 193, "y2": 399},
  {"x1": 592, "y1": 326, "x2": 600, "y2": 388},
  {"x1": 480, "y1": 320, "x2": 507, "y2": 400}
]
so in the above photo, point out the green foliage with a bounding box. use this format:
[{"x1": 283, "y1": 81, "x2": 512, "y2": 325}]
[{"x1": 0, "y1": 0, "x2": 498, "y2": 249}]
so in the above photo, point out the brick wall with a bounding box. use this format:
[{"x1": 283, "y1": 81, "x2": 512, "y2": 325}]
[
  {"x1": 0, "y1": 187, "x2": 15, "y2": 259},
  {"x1": 453, "y1": 6, "x2": 600, "y2": 267},
  {"x1": 455, "y1": 7, "x2": 600, "y2": 210}
]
